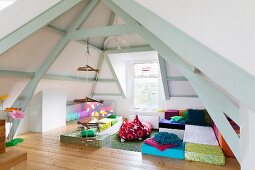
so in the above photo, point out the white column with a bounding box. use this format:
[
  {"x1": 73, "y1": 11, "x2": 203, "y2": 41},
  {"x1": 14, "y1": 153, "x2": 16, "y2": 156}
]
[{"x1": 240, "y1": 103, "x2": 255, "y2": 170}]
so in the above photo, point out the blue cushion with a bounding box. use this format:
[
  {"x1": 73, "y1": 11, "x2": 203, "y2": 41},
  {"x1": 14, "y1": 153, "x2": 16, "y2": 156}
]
[
  {"x1": 154, "y1": 132, "x2": 182, "y2": 145},
  {"x1": 142, "y1": 143, "x2": 185, "y2": 160},
  {"x1": 187, "y1": 109, "x2": 206, "y2": 126}
]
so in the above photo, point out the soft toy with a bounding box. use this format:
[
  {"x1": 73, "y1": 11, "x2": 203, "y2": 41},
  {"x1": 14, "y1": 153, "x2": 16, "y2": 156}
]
[{"x1": 118, "y1": 115, "x2": 152, "y2": 142}]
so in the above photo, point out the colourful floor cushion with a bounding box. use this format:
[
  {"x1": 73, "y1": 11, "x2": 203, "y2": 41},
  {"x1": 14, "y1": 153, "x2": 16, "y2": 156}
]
[
  {"x1": 119, "y1": 115, "x2": 152, "y2": 142},
  {"x1": 165, "y1": 110, "x2": 179, "y2": 119},
  {"x1": 142, "y1": 143, "x2": 185, "y2": 160},
  {"x1": 159, "y1": 128, "x2": 185, "y2": 140},
  {"x1": 159, "y1": 119, "x2": 185, "y2": 130},
  {"x1": 185, "y1": 143, "x2": 225, "y2": 165},
  {"x1": 98, "y1": 118, "x2": 113, "y2": 132},
  {"x1": 183, "y1": 125, "x2": 219, "y2": 146},
  {"x1": 144, "y1": 138, "x2": 177, "y2": 151}
]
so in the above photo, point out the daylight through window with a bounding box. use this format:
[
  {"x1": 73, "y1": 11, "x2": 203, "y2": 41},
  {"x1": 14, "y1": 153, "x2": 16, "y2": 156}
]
[{"x1": 133, "y1": 62, "x2": 159, "y2": 110}]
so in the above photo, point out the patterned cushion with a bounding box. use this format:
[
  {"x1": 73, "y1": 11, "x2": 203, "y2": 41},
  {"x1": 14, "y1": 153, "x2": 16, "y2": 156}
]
[{"x1": 118, "y1": 115, "x2": 152, "y2": 142}]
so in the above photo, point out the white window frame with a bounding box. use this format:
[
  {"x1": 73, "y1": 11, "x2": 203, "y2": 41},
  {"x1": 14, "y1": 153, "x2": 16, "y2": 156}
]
[{"x1": 128, "y1": 60, "x2": 162, "y2": 111}]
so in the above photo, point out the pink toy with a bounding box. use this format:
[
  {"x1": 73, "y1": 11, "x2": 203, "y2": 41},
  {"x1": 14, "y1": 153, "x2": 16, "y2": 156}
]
[{"x1": 10, "y1": 110, "x2": 25, "y2": 119}]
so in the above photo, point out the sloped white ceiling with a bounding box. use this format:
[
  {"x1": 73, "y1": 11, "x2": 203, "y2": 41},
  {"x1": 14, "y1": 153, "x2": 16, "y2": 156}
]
[
  {"x1": 47, "y1": 40, "x2": 101, "y2": 78},
  {"x1": 0, "y1": 0, "x2": 61, "y2": 39},
  {"x1": 0, "y1": 28, "x2": 61, "y2": 72},
  {"x1": 98, "y1": 59, "x2": 114, "y2": 79},
  {"x1": 50, "y1": 0, "x2": 89, "y2": 31},
  {"x1": 81, "y1": 1, "x2": 112, "y2": 29},
  {"x1": 94, "y1": 82, "x2": 119, "y2": 94},
  {"x1": 166, "y1": 62, "x2": 183, "y2": 76},
  {"x1": 35, "y1": 79, "x2": 93, "y2": 101},
  {"x1": 0, "y1": 77, "x2": 29, "y2": 108}
]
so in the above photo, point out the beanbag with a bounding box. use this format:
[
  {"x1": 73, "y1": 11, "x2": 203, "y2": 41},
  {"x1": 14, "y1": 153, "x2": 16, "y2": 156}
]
[{"x1": 118, "y1": 115, "x2": 152, "y2": 142}]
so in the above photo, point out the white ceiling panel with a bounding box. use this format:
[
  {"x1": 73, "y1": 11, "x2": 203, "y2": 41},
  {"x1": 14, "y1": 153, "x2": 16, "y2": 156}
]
[{"x1": 0, "y1": 28, "x2": 61, "y2": 72}]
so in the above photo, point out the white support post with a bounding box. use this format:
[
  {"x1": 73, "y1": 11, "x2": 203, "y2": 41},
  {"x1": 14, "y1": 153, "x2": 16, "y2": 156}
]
[
  {"x1": 158, "y1": 55, "x2": 170, "y2": 100},
  {"x1": 240, "y1": 104, "x2": 255, "y2": 170}
]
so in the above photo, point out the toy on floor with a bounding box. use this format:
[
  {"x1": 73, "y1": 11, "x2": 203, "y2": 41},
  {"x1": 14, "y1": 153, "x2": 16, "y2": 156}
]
[
  {"x1": 119, "y1": 115, "x2": 152, "y2": 142},
  {"x1": 6, "y1": 138, "x2": 24, "y2": 147}
]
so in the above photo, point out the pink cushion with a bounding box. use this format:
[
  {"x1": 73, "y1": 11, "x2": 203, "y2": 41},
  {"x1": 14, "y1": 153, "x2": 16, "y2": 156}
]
[
  {"x1": 144, "y1": 138, "x2": 176, "y2": 151},
  {"x1": 165, "y1": 110, "x2": 179, "y2": 119}
]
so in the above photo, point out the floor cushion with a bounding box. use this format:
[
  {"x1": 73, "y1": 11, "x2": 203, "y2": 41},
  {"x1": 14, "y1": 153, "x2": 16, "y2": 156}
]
[
  {"x1": 154, "y1": 132, "x2": 182, "y2": 145},
  {"x1": 119, "y1": 115, "x2": 152, "y2": 142},
  {"x1": 159, "y1": 119, "x2": 185, "y2": 130},
  {"x1": 165, "y1": 110, "x2": 179, "y2": 119},
  {"x1": 185, "y1": 143, "x2": 225, "y2": 165},
  {"x1": 159, "y1": 128, "x2": 185, "y2": 140},
  {"x1": 187, "y1": 109, "x2": 206, "y2": 126},
  {"x1": 142, "y1": 143, "x2": 185, "y2": 160},
  {"x1": 144, "y1": 138, "x2": 176, "y2": 151},
  {"x1": 183, "y1": 125, "x2": 219, "y2": 146}
]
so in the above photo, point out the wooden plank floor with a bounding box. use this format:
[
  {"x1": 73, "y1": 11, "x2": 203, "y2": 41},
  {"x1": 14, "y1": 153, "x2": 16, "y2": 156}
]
[{"x1": 14, "y1": 123, "x2": 240, "y2": 170}]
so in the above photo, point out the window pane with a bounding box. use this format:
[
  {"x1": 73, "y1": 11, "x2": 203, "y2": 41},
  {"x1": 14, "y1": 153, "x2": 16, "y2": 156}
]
[
  {"x1": 134, "y1": 78, "x2": 158, "y2": 109},
  {"x1": 134, "y1": 63, "x2": 159, "y2": 77}
]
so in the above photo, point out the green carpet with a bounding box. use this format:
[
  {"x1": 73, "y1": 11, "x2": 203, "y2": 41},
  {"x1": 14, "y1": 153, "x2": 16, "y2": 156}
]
[{"x1": 110, "y1": 130, "x2": 158, "y2": 152}]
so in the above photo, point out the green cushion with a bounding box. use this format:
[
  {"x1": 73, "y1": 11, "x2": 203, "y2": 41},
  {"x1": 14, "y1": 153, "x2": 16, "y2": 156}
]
[
  {"x1": 183, "y1": 111, "x2": 189, "y2": 120},
  {"x1": 185, "y1": 143, "x2": 225, "y2": 165},
  {"x1": 107, "y1": 114, "x2": 118, "y2": 119},
  {"x1": 6, "y1": 138, "x2": 23, "y2": 147},
  {"x1": 171, "y1": 116, "x2": 185, "y2": 122},
  {"x1": 81, "y1": 129, "x2": 95, "y2": 137}
]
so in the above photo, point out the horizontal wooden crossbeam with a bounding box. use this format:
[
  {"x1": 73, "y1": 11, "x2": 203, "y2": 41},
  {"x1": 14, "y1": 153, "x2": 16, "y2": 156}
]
[
  {"x1": 69, "y1": 24, "x2": 142, "y2": 40},
  {"x1": 46, "y1": 25, "x2": 102, "y2": 52},
  {"x1": 0, "y1": 70, "x2": 116, "y2": 83}
]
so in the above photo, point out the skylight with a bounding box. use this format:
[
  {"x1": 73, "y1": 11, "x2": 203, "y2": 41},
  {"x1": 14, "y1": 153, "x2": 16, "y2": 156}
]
[{"x1": 0, "y1": 0, "x2": 15, "y2": 11}]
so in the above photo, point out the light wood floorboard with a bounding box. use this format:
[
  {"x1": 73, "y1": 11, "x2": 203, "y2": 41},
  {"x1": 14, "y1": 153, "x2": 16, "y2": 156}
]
[{"x1": 13, "y1": 123, "x2": 240, "y2": 170}]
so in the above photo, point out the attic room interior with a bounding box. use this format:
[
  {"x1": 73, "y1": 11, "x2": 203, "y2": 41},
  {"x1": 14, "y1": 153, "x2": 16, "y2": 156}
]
[{"x1": 0, "y1": 0, "x2": 254, "y2": 169}]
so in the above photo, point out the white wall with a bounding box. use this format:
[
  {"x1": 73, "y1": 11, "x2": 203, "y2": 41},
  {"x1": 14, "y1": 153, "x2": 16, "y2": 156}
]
[
  {"x1": 18, "y1": 90, "x2": 66, "y2": 134},
  {"x1": 42, "y1": 91, "x2": 66, "y2": 132},
  {"x1": 110, "y1": 57, "x2": 127, "y2": 96},
  {"x1": 29, "y1": 91, "x2": 43, "y2": 132},
  {"x1": 0, "y1": 0, "x2": 61, "y2": 39},
  {"x1": 135, "y1": 0, "x2": 255, "y2": 77}
]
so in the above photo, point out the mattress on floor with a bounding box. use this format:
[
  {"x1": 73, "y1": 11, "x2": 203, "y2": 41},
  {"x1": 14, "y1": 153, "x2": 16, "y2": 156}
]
[
  {"x1": 159, "y1": 119, "x2": 185, "y2": 130},
  {"x1": 60, "y1": 131, "x2": 111, "y2": 147},
  {"x1": 141, "y1": 143, "x2": 185, "y2": 160},
  {"x1": 185, "y1": 143, "x2": 225, "y2": 165},
  {"x1": 159, "y1": 128, "x2": 185, "y2": 140},
  {"x1": 183, "y1": 125, "x2": 218, "y2": 146}
]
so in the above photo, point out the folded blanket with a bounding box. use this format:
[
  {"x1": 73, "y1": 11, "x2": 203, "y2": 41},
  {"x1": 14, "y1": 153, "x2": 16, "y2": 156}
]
[{"x1": 144, "y1": 138, "x2": 176, "y2": 151}]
